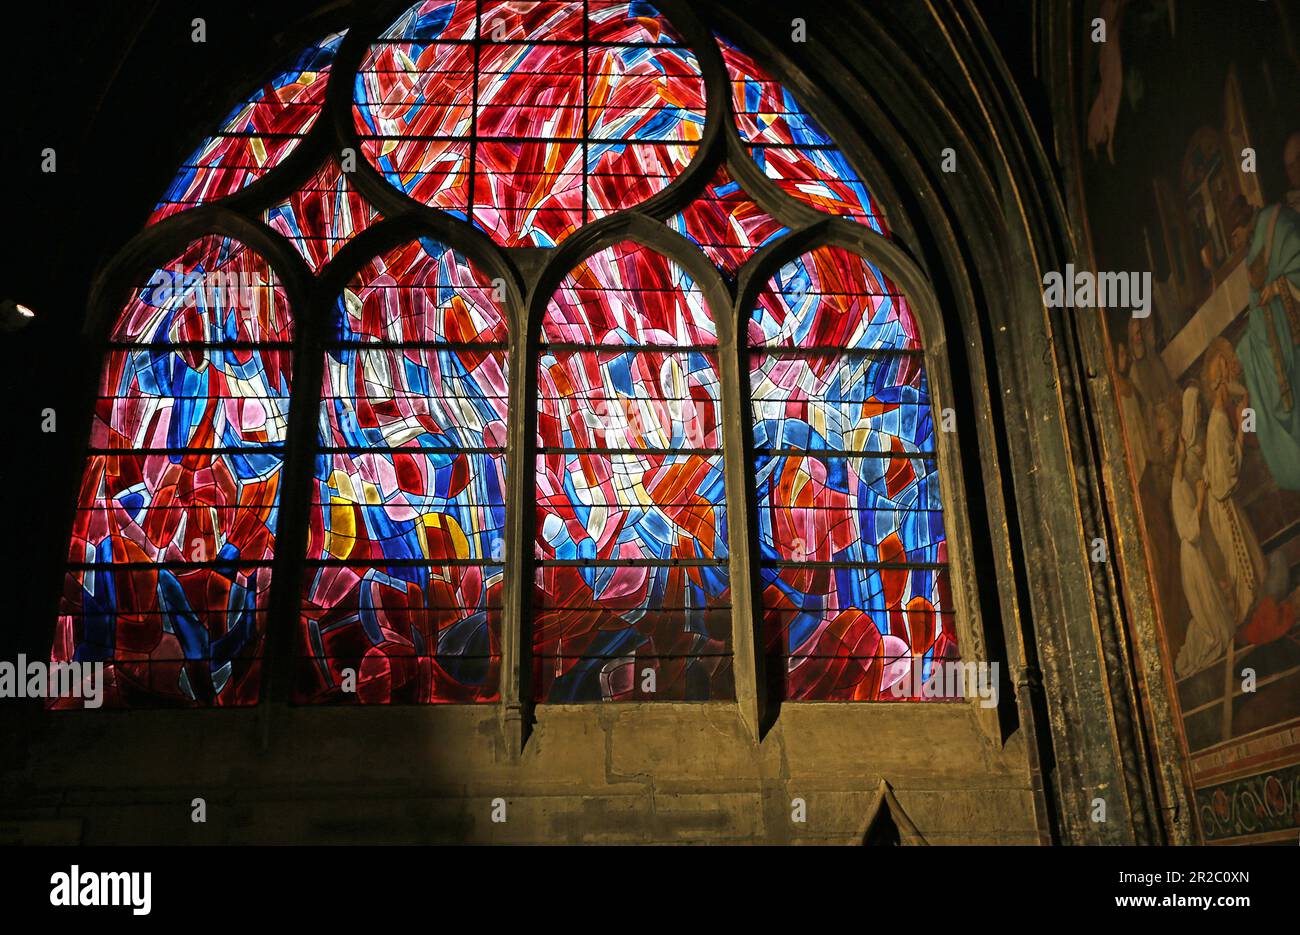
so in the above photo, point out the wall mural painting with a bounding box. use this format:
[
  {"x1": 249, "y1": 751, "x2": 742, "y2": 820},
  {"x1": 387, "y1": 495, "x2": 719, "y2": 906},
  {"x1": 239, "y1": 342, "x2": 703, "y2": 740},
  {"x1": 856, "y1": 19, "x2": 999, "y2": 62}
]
[{"x1": 1080, "y1": 0, "x2": 1300, "y2": 838}]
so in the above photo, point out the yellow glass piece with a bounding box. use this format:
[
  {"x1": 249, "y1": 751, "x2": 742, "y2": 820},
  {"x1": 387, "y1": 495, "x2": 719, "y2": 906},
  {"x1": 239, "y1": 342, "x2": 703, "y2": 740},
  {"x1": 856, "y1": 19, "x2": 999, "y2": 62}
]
[{"x1": 326, "y1": 497, "x2": 356, "y2": 559}]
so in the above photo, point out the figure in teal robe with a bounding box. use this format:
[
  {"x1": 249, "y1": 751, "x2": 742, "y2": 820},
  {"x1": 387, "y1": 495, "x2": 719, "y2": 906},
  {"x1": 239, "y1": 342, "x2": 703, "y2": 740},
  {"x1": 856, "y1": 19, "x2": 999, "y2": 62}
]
[{"x1": 1236, "y1": 203, "x2": 1300, "y2": 490}]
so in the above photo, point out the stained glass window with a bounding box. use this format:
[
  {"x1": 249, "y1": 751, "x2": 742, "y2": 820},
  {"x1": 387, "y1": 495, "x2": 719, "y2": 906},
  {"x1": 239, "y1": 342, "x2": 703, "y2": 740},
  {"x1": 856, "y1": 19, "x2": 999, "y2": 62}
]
[
  {"x1": 62, "y1": 2, "x2": 962, "y2": 710},
  {"x1": 55, "y1": 236, "x2": 292, "y2": 706},
  {"x1": 535, "y1": 241, "x2": 732, "y2": 701},
  {"x1": 716, "y1": 35, "x2": 885, "y2": 233},
  {"x1": 150, "y1": 32, "x2": 347, "y2": 224},
  {"x1": 353, "y1": 1, "x2": 704, "y2": 246},
  {"x1": 668, "y1": 163, "x2": 788, "y2": 276},
  {"x1": 264, "y1": 159, "x2": 382, "y2": 272},
  {"x1": 750, "y1": 245, "x2": 956, "y2": 700},
  {"x1": 300, "y1": 238, "x2": 508, "y2": 703}
]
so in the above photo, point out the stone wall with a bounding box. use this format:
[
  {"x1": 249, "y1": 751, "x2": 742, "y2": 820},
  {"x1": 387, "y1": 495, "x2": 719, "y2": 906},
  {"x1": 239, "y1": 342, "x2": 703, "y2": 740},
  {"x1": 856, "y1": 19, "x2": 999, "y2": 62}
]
[{"x1": 1, "y1": 703, "x2": 1039, "y2": 844}]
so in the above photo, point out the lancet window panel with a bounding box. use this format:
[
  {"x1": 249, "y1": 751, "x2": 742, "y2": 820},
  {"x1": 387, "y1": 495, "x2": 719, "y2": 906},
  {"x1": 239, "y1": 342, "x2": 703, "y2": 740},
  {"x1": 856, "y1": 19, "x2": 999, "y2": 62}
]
[
  {"x1": 534, "y1": 241, "x2": 733, "y2": 702},
  {"x1": 298, "y1": 238, "x2": 508, "y2": 704},
  {"x1": 747, "y1": 244, "x2": 958, "y2": 702},
  {"x1": 57, "y1": 236, "x2": 293, "y2": 708}
]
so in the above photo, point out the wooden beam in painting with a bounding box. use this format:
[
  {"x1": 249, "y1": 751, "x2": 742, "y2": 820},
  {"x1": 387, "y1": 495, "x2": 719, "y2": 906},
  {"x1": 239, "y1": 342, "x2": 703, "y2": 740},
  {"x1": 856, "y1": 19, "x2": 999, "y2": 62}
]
[{"x1": 1161, "y1": 259, "x2": 1251, "y2": 378}]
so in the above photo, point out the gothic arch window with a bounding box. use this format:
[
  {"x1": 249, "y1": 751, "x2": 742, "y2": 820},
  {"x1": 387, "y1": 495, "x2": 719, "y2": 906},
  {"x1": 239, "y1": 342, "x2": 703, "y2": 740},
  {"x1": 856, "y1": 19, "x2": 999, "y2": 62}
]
[
  {"x1": 535, "y1": 241, "x2": 731, "y2": 701},
  {"x1": 748, "y1": 245, "x2": 952, "y2": 701},
  {"x1": 300, "y1": 237, "x2": 509, "y2": 703},
  {"x1": 57, "y1": 236, "x2": 293, "y2": 706},
  {"x1": 57, "y1": 0, "x2": 972, "y2": 710}
]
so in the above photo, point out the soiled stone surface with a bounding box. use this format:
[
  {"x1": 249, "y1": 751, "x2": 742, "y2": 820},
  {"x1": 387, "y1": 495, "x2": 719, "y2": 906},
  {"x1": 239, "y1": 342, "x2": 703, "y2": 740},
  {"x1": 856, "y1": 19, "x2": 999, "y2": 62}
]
[{"x1": 0, "y1": 703, "x2": 1038, "y2": 844}]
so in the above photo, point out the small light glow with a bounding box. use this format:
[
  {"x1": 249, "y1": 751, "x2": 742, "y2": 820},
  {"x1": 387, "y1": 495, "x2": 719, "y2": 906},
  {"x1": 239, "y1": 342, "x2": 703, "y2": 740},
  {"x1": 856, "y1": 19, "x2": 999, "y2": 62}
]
[{"x1": 16, "y1": 304, "x2": 34, "y2": 318}]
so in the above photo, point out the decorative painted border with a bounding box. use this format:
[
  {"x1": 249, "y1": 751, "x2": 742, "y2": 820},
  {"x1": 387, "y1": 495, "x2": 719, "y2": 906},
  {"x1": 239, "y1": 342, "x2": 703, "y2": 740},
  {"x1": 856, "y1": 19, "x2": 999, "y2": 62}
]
[{"x1": 1196, "y1": 760, "x2": 1300, "y2": 842}]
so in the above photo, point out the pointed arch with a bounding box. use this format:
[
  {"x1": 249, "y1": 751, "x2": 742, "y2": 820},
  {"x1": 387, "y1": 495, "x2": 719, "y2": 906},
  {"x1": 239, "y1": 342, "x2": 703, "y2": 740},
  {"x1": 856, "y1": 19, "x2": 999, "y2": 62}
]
[
  {"x1": 734, "y1": 220, "x2": 984, "y2": 702},
  {"x1": 531, "y1": 236, "x2": 733, "y2": 701},
  {"x1": 859, "y1": 779, "x2": 929, "y2": 845},
  {"x1": 57, "y1": 234, "x2": 297, "y2": 707},
  {"x1": 299, "y1": 234, "x2": 512, "y2": 703}
]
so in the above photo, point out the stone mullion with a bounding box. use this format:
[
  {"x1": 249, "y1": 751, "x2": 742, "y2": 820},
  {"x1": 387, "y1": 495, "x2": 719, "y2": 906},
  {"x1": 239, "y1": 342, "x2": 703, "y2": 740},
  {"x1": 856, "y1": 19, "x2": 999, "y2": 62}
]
[
  {"x1": 260, "y1": 274, "x2": 329, "y2": 712},
  {"x1": 718, "y1": 294, "x2": 772, "y2": 740},
  {"x1": 499, "y1": 249, "x2": 548, "y2": 754}
]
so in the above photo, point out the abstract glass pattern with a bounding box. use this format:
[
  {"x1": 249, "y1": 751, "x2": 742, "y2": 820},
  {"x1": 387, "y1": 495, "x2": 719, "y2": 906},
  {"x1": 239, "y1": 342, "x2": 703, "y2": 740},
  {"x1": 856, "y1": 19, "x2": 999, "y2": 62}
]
[
  {"x1": 536, "y1": 242, "x2": 733, "y2": 700},
  {"x1": 150, "y1": 32, "x2": 346, "y2": 224},
  {"x1": 717, "y1": 34, "x2": 885, "y2": 233},
  {"x1": 62, "y1": 3, "x2": 960, "y2": 712},
  {"x1": 353, "y1": 1, "x2": 704, "y2": 246},
  {"x1": 55, "y1": 236, "x2": 292, "y2": 707},
  {"x1": 668, "y1": 164, "x2": 788, "y2": 276},
  {"x1": 749, "y1": 245, "x2": 955, "y2": 700},
  {"x1": 300, "y1": 238, "x2": 508, "y2": 703},
  {"x1": 265, "y1": 159, "x2": 382, "y2": 272}
]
